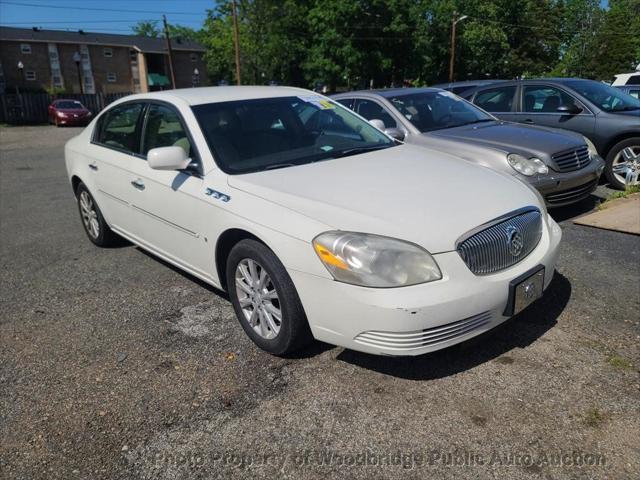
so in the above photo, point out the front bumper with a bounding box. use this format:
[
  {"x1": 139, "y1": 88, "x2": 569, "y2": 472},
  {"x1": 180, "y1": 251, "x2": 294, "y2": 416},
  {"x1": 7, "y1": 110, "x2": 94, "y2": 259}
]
[
  {"x1": 290, "y1": 214, "x2": 562, "y2": 356},
  {"x1": 57, "y1": 115, "x2": 91, "y2": 126},
  {"x1": 526, "y1": 156, "x2": 604, "y2": 208}
]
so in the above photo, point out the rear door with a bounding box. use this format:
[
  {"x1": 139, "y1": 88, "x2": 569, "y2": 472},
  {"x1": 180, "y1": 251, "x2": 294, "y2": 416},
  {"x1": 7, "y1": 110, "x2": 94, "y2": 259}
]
[
  {"x1": 87, "y1": 102, "x2": 146, "y2": 235},
  {"x1": 470, "y1": 84, "x2": 519, "y2": 122},
  {"x1": 512, "y1": 83, "x2": 595, "y2": 138}
]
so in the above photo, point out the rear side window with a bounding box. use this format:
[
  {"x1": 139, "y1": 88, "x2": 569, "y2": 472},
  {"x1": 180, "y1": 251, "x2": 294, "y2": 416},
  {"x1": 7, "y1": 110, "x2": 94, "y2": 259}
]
[
  {"x1": 474, "y1": 86, "x2": 516, "y2": 112},
  {"x1": 96, "y1": 103, "x2": 144, "y2": 154},
  {"x1": 335, "y1": 98, "x2": 354, "y2": 110},
  {"x1": 142, "y1": 104, "x2": 192, "y2": 157}
]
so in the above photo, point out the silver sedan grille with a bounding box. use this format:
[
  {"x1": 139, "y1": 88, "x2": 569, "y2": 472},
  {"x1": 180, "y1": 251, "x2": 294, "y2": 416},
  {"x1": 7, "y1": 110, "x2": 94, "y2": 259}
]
[{"x1": 456, "y1": 208, "x2": 542, "y2": 275}]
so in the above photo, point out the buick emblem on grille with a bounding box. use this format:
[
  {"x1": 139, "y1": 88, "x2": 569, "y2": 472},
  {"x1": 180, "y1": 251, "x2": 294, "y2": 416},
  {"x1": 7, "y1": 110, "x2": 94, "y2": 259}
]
[{"x1": 506, "y1": 226, "x2": 524, "y2": 257}]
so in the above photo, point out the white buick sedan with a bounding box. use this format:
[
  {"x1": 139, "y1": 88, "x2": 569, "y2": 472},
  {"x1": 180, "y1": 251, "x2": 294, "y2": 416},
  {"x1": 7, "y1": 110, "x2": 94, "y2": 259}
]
[{"x1": 65, "y1": 86, "x2": 562, "y2": 356}]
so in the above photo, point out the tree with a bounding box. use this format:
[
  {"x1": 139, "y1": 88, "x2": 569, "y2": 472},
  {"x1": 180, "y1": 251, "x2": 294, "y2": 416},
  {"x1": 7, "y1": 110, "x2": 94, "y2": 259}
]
[{"x1": 132, "y1": 20, "x2": 161, "y2": 37}]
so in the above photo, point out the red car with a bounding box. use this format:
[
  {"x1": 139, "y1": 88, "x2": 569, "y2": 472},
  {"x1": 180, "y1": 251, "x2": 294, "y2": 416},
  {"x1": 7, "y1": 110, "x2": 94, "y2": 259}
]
[{"x1": 48, "y1": 99, "x2": 92, "y2": 126}]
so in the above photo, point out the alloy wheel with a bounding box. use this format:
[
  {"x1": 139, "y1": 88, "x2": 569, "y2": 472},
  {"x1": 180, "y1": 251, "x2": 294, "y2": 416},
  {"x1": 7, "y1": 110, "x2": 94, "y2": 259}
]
[
  {"x1": 612, "y1": 146, "x2": 640, "y2": 186},
  {"x1": 79, "y1": 191, "x2": 100, "y2": 239},
  {"x1": 234, "y1": 258, "x2": 282, "y2": 340}
]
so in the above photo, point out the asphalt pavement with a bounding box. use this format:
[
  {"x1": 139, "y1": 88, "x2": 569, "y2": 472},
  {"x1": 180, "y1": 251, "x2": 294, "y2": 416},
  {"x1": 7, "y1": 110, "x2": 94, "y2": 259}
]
[{"x1": 1, "y1": 125, "x2": 639, "y2": 480}]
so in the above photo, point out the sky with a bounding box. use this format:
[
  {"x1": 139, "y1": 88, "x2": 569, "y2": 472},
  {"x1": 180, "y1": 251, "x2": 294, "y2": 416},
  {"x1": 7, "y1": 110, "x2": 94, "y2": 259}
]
[
  {"x1": 0, "y1": 0, "x2": 610, "y2": 35},
  {"x1": 0, "y1": 0, "x2": 213, "y2": 34}
]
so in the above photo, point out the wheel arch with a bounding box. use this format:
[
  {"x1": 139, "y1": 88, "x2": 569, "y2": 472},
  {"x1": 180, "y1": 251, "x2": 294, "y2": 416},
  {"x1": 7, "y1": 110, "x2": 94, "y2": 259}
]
[
  {"x1": 71, "y1": 175, "x2": 83, "y2": 196},
  {"x1": 603, "y1": 132, "x2": 640, "y2": 158},
  {"x1": 215, "y1": 228, "x2": 267, "y2": 291}
]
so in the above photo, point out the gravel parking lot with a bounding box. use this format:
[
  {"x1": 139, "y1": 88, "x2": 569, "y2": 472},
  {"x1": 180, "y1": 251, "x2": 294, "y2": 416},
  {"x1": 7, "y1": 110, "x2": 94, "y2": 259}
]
[{"x1": 1, "y1": 125, "x2": 639, "y2": 480}]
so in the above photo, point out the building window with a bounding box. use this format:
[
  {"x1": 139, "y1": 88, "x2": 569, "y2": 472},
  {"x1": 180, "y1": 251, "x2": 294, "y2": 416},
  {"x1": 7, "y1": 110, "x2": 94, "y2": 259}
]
[
  {"x1": 52, "y1": 75, "x2": 63, "y2": 87},
  {"x1": 106, "y1": 72, "x2": 117, "y2": 83},
  {"x1": 25, "y1": 71, "x2": 36, "y2": 81},
  {"x1": 103, "y1": 47, "x2": 113, "y2": 58},
  {"x1": 20, "y1": 43, "x2": 31, "y2": 54},
  {"x1": 190, "y1": 53, "x2": 198, "y2": 62},
  {"x1": 129, "y1": 49, "x2": 137, "y2": 60}
]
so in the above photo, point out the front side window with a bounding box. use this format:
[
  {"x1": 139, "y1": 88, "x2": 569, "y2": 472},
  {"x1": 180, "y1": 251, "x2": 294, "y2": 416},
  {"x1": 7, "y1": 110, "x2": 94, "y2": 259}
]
[
  {"x1": 355, "y1": 99, "x2": 397, "y2": 128},
  {"x1": 522, "y1": 85, "x2": 577, "y2": 113},
  {"x1": 335, "y1": 98, "x2": 354, "y2": 110},
  {"x1": 563, "y1": 80, "x2": 640, "y2": 112},
  {"x1": 142, "y1": 104, "x2": 192, "y2": 157},
  {"x1": 96, "y1": 103, "x2": 144, "y2": 153},
  {"x1": 192, "y1": 96, "x2": 395, "y2": 174},
  {"x1": 473, "y1": 86, "x2": 517, "y2": 112},
  {"x1": 389, "y1": 91, "x2": 493, "y2": 132}
]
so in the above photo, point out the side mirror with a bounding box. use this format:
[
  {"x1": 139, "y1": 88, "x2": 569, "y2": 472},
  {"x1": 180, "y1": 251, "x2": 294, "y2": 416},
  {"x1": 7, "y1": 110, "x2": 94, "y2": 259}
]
[
  {"x1": 557, "y1": 104, "x2": 583, "y2": 115},
  {"x1": 368, "y1": 119, "x2": 386, "y2": 130},
  {"x1": 147, "y1": 146, "x2": 191, "y2": 171},
  {"x1": 384, "y1": 127, "x2": 405, "y2": 141}
]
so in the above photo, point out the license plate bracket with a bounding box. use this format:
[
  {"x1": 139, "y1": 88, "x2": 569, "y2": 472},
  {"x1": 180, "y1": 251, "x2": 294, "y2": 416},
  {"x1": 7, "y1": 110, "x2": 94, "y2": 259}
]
[{"x1": 503, "y1": 265, "x2": 545, "y2": 316}]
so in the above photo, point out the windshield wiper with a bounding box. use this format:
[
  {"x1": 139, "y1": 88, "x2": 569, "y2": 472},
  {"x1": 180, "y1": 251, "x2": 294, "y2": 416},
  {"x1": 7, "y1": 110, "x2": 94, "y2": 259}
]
[
  {"x1": 611, "y1": 106, "x2": 640, "y2": 112},
  {"x1": 263, "y1": 163, "x2": 298, "y2": 171},
  {"x1": 329, "y1": 144, "x2": 393, "y2": 159}
]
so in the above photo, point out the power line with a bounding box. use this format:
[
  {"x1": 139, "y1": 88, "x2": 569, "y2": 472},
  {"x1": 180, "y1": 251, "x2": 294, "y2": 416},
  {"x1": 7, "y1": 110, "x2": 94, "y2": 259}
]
[{"x1": 0, "y1": 1, "x2": 206, "y2": 16}]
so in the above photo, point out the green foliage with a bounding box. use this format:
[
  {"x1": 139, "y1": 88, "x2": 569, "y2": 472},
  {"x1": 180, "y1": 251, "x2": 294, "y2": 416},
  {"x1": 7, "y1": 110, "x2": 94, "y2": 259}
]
[
  {"x1": 132, "y1": 20, "x2": 161, "y2": 38},
  {"x1": 137, "y1": 0, "x2": 640, "y2": 88}
]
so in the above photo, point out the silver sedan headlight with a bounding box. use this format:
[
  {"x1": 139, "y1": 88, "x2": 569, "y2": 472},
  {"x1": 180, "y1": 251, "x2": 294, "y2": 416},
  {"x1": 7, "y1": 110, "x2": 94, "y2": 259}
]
[
  {"x1": 507, "y1": 154, "x2": 549, "y2": 176},
  {"x1": 312, "y1": 231, "x2": 442, "y2": 287}
]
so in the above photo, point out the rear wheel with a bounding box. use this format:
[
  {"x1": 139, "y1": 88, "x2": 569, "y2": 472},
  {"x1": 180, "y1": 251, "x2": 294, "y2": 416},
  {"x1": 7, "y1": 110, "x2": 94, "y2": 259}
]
[
  {"x1": 226, "y1": 239, "x2": 313, "y2": 355},
  {"x1": 605, "y1": 138, "x2": 640, "y2": 189},
  {"x1": 76, "y1": 182, "x2": 119, "y2": 247}
]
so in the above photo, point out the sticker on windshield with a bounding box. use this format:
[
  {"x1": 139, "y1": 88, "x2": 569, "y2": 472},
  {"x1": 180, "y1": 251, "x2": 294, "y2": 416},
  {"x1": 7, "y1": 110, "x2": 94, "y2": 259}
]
[{"x1": 298, "y1": 96, "x2": 335, "y2": 110}]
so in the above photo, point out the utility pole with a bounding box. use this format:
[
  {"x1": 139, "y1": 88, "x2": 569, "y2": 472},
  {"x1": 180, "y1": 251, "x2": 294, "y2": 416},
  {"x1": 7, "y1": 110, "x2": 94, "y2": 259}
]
[
  {"x1": 163, "y1": 15, "x2": 177, "y2": 89},
  {"x1": 231, "y1": 0, "x2": 242, "y2": 85},
  {"x1": 448, "y1": 12, "x2": 468, "y2": 83}
]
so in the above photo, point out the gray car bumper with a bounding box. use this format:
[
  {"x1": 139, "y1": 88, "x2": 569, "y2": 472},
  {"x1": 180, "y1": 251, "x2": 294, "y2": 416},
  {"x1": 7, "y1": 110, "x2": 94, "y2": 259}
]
[{"x1": 525, "y1": 156, "x2": 605, "y2": 208}]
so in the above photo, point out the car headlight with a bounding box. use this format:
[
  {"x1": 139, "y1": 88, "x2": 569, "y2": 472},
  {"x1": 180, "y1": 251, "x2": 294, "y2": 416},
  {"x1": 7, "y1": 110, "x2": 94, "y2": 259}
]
[
  {"x1": 507, "y1": 153, "x2": 548, "y2": 176},
  {"x1": 583, "y1": 136, "x2": 598, "y2": 158},
  {"x1": 57, "y1": 111, "x2": 67, "y2": 118},
  {"x1": 312, "y1": 231, "x2": 442, "y2": 287}
]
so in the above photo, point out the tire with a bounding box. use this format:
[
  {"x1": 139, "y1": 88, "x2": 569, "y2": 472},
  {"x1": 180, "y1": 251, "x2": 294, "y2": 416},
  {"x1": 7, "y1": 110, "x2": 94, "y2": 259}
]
[
  {"x1": 75, "y1": 182, "x2": 119, "y2": 247},
  {"x1": 226, "y1": 239, "x2": 313, "y2": 355},
  {"x1": 605, "y1": 137, "x2": 640, "y2": 190}
]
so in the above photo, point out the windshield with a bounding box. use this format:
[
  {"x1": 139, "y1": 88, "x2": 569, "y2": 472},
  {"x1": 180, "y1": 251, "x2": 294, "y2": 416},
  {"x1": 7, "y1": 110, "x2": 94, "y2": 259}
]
[
  {"x1": 564, "y1": 80, "x2": 640, "y2": 112},
  {"x1": 192, "y1": 96, "x2": 395, "y2": 174},
  {"x1": 56, "y1": 101, "x2": 84, "y2": 109},
  {"x1": 388, "y1": 91, "x2": 494, "y2": 132}
]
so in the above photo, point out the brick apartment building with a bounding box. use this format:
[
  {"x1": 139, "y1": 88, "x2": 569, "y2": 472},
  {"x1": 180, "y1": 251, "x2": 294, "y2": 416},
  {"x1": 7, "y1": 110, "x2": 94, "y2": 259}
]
[{"x1": 0, "y1": 27, "x2": 209, "y2": 94}]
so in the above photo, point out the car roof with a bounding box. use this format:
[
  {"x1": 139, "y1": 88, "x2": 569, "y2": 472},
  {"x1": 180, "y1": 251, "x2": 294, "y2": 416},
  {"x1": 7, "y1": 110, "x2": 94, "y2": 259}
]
[
  {"x1": 432, "y1": 79, "x2": 505, "y2": 88},
  {"x1": 119, "y1": 86, "x2": 315, "y2": 106},
  {"x1": 333, "y1": 87, "x2": 443, "y2": 98}
]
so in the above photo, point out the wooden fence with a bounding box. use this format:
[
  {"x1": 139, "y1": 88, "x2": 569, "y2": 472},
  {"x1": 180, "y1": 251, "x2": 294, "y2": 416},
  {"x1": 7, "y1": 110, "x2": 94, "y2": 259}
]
[{"x1": 0, "y1": 92, "x2": 132, "y2": 124}]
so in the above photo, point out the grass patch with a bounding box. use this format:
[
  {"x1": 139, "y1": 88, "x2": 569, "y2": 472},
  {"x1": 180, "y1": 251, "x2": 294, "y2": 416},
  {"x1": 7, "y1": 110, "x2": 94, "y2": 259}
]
[
  {"x1": 582, "y1": 407, "x2": 607, "y2": 428},
  {"x1": 597, "y1": 185, "x2": 640, "y2": 210},
  {"x1": 606, "y1": 355, "x2": 634, "y2": 370}
]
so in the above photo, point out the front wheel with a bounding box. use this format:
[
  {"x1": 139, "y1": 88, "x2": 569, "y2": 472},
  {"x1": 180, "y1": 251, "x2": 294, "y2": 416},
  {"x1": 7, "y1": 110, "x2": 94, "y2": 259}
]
[
  {"x1": 76, "y1": 182, "x2": 119, "y2": 247},
  {"x1": 605, "y1": 137, "x2": 640, "y2": 190},
  {"x1": 226, "y1": 239, "x2": 313, "y2": 355}
]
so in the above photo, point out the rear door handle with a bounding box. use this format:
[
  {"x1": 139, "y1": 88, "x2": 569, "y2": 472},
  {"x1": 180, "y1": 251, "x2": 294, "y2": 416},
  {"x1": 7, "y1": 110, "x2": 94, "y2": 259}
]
[
  {"x1": 131, "y1": 179, "x2": 145, "y2": 190},
  {"x1": 89, "y1": 162, "x2": 98, "y2": 171}
]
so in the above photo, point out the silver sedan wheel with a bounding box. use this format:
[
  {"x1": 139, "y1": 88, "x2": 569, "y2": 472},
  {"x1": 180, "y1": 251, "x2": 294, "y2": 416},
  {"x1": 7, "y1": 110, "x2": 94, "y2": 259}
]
[
  {"x1": 79, "y1": 191, "x2": 100, "y2": 239},
  {"x1": 612, "y1": 146, "x2": 640, "y2": 186},
  {"x1": 235, "y1": 258, "x2": 282, "y2": 340}
]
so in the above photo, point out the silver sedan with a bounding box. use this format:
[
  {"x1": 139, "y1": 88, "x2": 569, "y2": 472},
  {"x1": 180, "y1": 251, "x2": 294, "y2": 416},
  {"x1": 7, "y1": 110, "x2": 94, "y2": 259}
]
[{"x1": 332, "y1": 88, "x2": 605, "y2": 208}]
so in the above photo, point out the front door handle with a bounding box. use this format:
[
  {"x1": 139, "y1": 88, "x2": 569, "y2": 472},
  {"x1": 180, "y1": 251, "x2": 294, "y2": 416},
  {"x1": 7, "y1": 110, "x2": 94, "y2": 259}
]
[
  {"x1": 89, "y1": 163, "x2": 98, "y2": 171},
  {"x1": 131, "y1": 179, "x2": 145, "y2": 190},
  {"x1": 523, "y1": 119, "x2": 534, "y2": 124}
]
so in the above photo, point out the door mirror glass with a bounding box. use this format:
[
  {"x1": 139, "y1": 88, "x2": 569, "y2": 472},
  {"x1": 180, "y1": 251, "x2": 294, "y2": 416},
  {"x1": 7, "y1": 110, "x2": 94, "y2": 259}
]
[
  {"x1": 147, "y1": 146, "x2": 190, "y2": 170},
  {"x1": 368, "y1": 118, "x2": 386, "y2": 130},
  {"x1": 557, "y1": 103, "x2": 583, "y2": 114},
  {"x1": 384, "y1": 127, "x2": 405, "y2": 141}
]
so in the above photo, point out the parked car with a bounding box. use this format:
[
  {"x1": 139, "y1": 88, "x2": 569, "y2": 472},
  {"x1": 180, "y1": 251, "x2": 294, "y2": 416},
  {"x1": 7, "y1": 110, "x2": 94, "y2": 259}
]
[
  {"x1": 332, "y1": 88, "x2": 604, "y2": 207},
  {"x1": 459, "y1": 79, "x2": 640, "y2": 189},
  {"x1": 431, "y1": 79, "x2": 504, "y2": 96},
  {"x1": 48, "y1": 99, "x2": 92, "y2": 126},
  {"x1": 64, "y1": 87, "x2": 562, "y2": 356},
  {"x1": 611, "y1": 69, "x2": 640, "y2": 88}
]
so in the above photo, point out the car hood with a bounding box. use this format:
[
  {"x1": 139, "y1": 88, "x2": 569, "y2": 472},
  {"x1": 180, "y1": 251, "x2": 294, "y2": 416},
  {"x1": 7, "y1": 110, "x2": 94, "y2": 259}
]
[
  {"x1": 428, "y1": 121, "x2": 585, "y2": 158},
  {"x1": 227, "y1": 144, "x2": 541, "y2": 253}
]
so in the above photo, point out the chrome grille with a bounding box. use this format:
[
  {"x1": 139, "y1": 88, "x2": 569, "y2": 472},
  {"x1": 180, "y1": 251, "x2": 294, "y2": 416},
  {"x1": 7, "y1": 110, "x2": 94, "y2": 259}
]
[
  {"x1": 457, "y1": 209, "x2": 542, "y2": 275},
  {"x1": 552, "y1": 145, "x2": 591, "y2": 172},
  {"x1": 354, "y1": 311, "x2": 493, "y2": 351}
]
